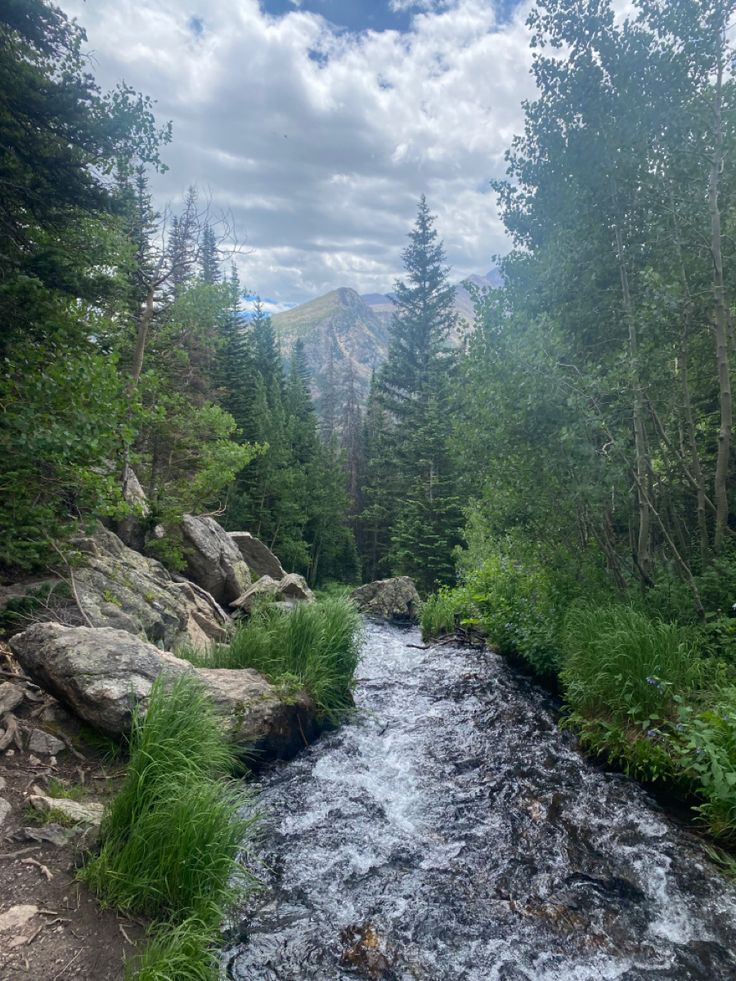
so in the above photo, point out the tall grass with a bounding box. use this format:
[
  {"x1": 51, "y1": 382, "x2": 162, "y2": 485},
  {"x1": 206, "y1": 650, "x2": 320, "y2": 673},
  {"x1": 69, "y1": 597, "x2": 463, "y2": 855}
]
[
  {"x1": 420, "y1": 589, "x2": 461, "y2": 641},
  {"x1": 81, "y1": 675, "x2": 256, "y2": 980},
  {"x1": 561, "y1": 604, "x2": 705, "y2": 726},
  {"x1": 184, "y1": 596, "x2": 362, "y2": 724}
]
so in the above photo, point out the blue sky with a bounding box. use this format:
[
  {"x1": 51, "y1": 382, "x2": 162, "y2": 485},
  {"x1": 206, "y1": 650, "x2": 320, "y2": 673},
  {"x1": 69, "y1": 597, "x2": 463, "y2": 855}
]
[{"x1": 64, "y1": 0, "x2": 535, "y2": 311}]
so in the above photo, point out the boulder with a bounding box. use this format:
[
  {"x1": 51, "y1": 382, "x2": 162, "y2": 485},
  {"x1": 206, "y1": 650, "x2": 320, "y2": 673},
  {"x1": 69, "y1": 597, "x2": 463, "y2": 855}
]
[
  {"x1": 181, "y1": 515, "x2": 251, "y2": 606},
  {"x1": 28, "y1": 795, "x2": 104, "y2": 827},
  {"x1": 231, "y1": 573, "x2": 315, "y2": 613},
  {"x1": 10, "y1": 623, "x2": 320, "y2": 763},
  {"x1": 71, "y1": 525, "x2": 232, "y2": 651},
  {"x1": 278, "y1": 573, "x2": 315, "y2": 604},
  {"x1": 351, "y1": 577, "x2": 420, "y2": 622},
  {"x1": 230, "y1": 576, "x2": 281, "y2": 612},
  {"x1": 228, "y1": 532, "x2": 285, "y2": 580}
]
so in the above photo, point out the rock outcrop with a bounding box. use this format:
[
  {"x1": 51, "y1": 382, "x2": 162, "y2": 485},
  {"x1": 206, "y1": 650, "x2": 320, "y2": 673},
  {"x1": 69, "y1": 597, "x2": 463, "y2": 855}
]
[
  {"x1": 231, "y1": 573, "x2": 315, "y2": 613},
  {"x1": 181, "y1": 515, "x2": 251, "y2": 606},
  {"x1": 10, "y1": 622, "x2": 320, "y2": 763},
  {"x1": 71, "y1": 525, "x2": 231, "y2": 650},
  {"x1": 351, "y1": 577, "x2": 420, "y2": 622},
  {"x1": 228, "y1": 532, "x2": 285, "y2": 580}
]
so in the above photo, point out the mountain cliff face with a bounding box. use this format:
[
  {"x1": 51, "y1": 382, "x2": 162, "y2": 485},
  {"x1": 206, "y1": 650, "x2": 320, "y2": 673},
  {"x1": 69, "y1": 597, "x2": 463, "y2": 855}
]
[
  {"x1": 272, "y1": 287, "x2": 391, "y2": 406},
  {"x1": 272, "y1": 271, "x2": 499, "y2": 413}
]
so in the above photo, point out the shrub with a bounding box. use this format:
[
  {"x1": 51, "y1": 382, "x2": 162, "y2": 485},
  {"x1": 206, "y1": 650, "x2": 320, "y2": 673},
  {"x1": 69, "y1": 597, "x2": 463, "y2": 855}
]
[
  {"x1": 183, "y1": 597, "x2": 362, "y2": 724},
  {"x1": 464, "y1": 555, "x2": 561, "y2": 675},
  {"x1": 678, "y1": 687, "x2": 736, "y2": 840}
]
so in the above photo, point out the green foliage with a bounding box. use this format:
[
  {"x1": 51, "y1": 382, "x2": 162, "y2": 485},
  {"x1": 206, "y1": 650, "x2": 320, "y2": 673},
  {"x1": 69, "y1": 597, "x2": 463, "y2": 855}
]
[
  {"x1": 183, "y1": 598, "x2": 362, "y2": 724},
  {"x1": 81, "y1": 675, "x2": 254, "y2": 927},
  {"x1": 464, "y1": 555, "x2": 561, "y2": 676},
  {"x1": 0, "y1": 345, "x2": 133, "y2": 571},
  {"x1": 561, "y1": 605, "x2": 706, "y2": 726},
  {"x1": 420, "y1": 588, "x2": 466, "y2": 641},
  {"x1": 678, "y1": 688, "x2": 736, "y2": 841},
  {"x1": 359, "y1": 198, "x2": 462, "y2": 590},
  {"x1": 47, "y1": 778, "x2": 85, "y2": 801}
]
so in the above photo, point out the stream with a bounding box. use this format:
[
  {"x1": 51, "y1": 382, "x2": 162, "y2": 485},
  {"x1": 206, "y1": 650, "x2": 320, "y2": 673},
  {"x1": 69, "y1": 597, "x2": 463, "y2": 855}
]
[{"x1": 225, "y1": 620, "x2": 736, "y2": 980}]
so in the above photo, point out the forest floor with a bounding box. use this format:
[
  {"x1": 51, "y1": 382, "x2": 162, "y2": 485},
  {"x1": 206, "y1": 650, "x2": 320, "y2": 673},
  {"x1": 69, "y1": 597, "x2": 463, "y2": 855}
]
[{"x1": 0, "y1": 647, "x2": 146, "y2": 981}]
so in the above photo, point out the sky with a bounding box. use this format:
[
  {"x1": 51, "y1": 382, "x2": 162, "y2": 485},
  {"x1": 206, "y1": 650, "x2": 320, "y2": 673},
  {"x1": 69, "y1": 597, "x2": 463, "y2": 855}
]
[{"x1": 64, "y1": 0, "x2": 535, "y2": 311}]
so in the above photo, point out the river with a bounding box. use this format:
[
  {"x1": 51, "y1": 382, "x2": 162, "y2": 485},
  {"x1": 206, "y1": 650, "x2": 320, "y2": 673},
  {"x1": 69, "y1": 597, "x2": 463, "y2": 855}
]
[{"x1": 224, "y1": 620, "x2": 736, "y2": 980}]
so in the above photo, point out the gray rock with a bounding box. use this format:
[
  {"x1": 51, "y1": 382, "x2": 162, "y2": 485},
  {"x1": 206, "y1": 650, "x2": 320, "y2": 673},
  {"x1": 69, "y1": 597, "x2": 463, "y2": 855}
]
[
  {"x1": 231, "y1": 573, "x2": 315, "y2": 613},
  {"x1": 0, "y1": 797, "x2": 11, "y2": 827},
  {"x1": 230, "y1": 575, "x2": 281, "y2": 612},
  {"x1": 278, "y1": 574, "x2": 315, "y2": 604},
  {"x1": 71, "y1": 524, "x2": 232, "y2": 651},
  {"x1": 351, "y1": 577, "x2": 420, "y2": 622},
  {"x1": 181, "y1": 515, "x2": 252, "y2": 606},
  {"x1": 0, "y1": 682, "x2": 24, "y2": 717},
  {"x1": 17, "y1": 824, "x2": 75, "y2": 848},
  {"x1": 116, "y1": 465, "x2": 150, "y2": 551},
  {"x1": 228, "y1": 532, "x2": 286, "y2": 580},
  {"x1": 27, "y1": 729, "x2": 66, "y2": 755},
  {"x1": 28, "y1": 795, "x2": 104, "y2": 827},
  {"x1": 11, "y1": 623, "x2": 320, "y2": 763}
]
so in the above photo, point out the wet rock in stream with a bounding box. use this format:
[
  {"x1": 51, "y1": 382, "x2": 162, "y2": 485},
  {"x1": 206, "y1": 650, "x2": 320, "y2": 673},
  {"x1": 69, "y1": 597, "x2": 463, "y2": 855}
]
[{"x1": 225, "y1": 621, "x2": 736, "y2": 980}]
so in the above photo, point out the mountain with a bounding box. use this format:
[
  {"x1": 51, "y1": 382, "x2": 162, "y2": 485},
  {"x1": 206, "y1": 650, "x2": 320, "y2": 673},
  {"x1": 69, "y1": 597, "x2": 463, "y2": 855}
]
[
  {"x1": 272, "y1": 287, "x2": 391, "y2": 408},
  {"x1": 272, "y1": 270, "x2": 500, "y2": 420}
]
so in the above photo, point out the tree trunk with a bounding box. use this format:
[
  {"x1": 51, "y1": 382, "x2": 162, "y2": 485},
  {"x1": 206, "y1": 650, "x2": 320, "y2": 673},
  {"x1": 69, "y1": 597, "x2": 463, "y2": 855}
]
[
  {"x1": 130, "y1": 287, "x2": 155, "y2": 388},
  {"x1": 709, "y1": 57, "x2": 733, "y2": 551},
  {"x1": 612, "y1": 215, "x2": 652, "y2": 583}
]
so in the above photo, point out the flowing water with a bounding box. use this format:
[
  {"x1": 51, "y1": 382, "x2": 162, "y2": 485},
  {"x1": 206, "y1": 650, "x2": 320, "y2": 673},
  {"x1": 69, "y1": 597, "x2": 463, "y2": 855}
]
[{"x1": 225, "y1": 620, "x2": 736, "y2": 980}]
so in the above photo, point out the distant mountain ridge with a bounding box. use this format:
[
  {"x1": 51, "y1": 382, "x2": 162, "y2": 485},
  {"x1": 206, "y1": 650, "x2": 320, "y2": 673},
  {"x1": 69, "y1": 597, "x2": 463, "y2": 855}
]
[{"x1": 272, "y1": 270, "x2": 500, "y2": 416}]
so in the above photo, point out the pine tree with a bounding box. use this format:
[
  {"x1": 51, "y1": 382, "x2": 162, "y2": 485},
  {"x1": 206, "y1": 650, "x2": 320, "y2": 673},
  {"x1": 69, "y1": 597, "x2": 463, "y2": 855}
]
[
  {"x1": 359, "y1": 197, "x2": 461, "y2": 590},
  {"x1": 251, "y1": 299, "x2": 283, "y2": 392},
  {"x1": 200, "y1": 223, "x2": 220, "y2": 284}
]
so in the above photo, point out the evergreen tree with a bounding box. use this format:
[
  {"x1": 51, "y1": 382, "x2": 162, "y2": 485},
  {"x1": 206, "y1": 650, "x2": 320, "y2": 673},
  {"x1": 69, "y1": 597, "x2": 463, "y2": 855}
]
[{"x1": 360, "y1": 198, "x2": 462, "y2": 591}]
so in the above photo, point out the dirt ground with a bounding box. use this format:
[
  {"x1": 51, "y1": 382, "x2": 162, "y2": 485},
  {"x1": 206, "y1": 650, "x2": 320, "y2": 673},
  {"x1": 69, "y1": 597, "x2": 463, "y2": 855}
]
[{"x1": 0, "y1": 650, "x2": 147, "y2": 981}]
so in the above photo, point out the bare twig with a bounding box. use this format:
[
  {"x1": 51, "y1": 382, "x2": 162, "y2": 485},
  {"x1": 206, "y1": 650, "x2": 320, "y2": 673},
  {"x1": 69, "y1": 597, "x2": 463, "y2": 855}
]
[
  {"x1": 21, "y1": 857, "x2": 53, "y2": 880},
  {"x1": 50, "y1": 541, "x2": 93, "y2": 628},
  {"x1": 52, "y1": 948, "x2": 82, "y2": 979}
]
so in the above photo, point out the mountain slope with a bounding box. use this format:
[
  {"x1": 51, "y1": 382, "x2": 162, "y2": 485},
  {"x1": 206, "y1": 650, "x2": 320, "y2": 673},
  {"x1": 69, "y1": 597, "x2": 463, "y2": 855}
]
[{"x1": 273, "y1": 271, "x2": 500, "y2": 417}]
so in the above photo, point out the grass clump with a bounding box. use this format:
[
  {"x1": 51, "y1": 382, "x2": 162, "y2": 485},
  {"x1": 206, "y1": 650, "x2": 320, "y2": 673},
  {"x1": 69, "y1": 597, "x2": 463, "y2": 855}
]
[
  {"x1": 81, "y1": 674, "x2": 256, "y2": 980},
  {"x1": 559, "y1": 604, "x2": 707, "y2": 782},
  {"x1": 561, "y1": 605, "x2": 705, "y2": 725},
  {"x1": 125, "y1": 916, "x2": 219, "y2": 981},
  {"x1": 47, "y1": 777, "x2": 85, "y2": 801},
  {"x1": 420, "y1": 588, "x2": 463, "y2": 641},
  {"x1": 184, "y1": 596, "x2": 362, "y2": 725}
]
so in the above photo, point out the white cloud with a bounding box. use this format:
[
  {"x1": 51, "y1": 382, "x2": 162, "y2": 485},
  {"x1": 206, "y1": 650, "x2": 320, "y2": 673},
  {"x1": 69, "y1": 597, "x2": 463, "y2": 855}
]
[{"x1": 66, "y1": 0, "x2": 535, "y2": 303}]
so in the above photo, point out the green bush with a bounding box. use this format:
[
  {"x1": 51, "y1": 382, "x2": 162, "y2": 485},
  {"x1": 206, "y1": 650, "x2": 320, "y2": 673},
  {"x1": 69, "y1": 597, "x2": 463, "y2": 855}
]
[
  {"x1": 464, "y1": 555, "x2": 561, "y2": 675},
  {"x1": 678, "y1": 687, "x2": 736, "y2": 840},
  {"x1": 81, "y1": 675, "x2": 255, "y2": 980},
  {"x1": 184, "y1": 597, "x2": 362, "y2": 724}
]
